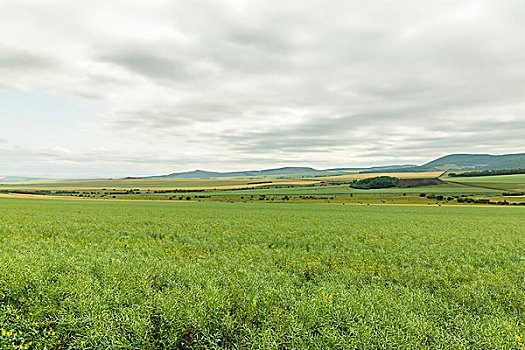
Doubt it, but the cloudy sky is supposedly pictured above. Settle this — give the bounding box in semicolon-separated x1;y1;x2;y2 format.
1;0;524;177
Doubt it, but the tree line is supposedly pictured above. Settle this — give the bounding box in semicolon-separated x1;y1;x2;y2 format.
448;169;525;177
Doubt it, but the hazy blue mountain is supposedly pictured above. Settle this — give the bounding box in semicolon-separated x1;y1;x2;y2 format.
5;154;524;181
146;167;325;179
0;176;59;182
142;154;525;179
330;164;416;172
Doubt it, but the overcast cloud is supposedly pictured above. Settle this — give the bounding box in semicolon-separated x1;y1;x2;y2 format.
1;0;524;176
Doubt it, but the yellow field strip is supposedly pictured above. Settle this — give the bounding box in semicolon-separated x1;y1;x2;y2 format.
0;180;322;191
309;172;444;181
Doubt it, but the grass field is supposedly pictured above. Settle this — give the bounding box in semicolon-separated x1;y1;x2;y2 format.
1;199;525;349
444;174;525;193
189;184;501;196
444;174;525;184
0;172;444;191
307;171;444;182
2;173;521;206
0;178;321;191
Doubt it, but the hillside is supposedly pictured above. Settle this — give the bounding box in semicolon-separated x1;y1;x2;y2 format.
141;154;525;179
4;154;525;181
147;167;325;179
387;153;525;172
145;165;416;179
484;154;525;170
0;176;61;182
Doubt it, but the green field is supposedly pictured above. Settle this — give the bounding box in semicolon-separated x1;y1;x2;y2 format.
1;175;512;206
0;172;442;191
3;171;524;208
0;178;283;190
444;174;525;194
190;184;501;196
446;174;525;184
1;199;525;349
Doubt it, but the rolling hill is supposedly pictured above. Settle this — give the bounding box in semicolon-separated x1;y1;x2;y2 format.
3;153;525;181
143;165;415;179
145;167;327;179
0;176;62;182
138;154;525;179
386;153;525;173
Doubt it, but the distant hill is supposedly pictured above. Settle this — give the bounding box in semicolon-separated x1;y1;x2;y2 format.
140;154;525;179
146;167;326;179
328;164;415;172
143;165;419;179
484;154;525;170
0;176;60;182
6;153;524;181
387;153;525;172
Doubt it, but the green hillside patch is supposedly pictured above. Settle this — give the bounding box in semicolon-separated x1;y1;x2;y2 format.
447;174;525;184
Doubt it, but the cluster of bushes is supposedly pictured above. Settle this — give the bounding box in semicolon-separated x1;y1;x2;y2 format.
154;189;204;193
350;176;399;189
418;193;525;206
423;194;454;201
0;189;53;195
455;197;525;206
297;195;334;200
449;169;525;177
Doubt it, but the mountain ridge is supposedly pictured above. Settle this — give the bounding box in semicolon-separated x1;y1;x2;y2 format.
145;153;525;179
382;153;525;173
3;153;525;181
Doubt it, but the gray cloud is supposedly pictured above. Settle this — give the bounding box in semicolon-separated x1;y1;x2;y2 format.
0;47;57;70
1;0;525;176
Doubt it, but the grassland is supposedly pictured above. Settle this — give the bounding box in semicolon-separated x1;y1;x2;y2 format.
444;174;525;194
0;178;320;191
2;171;521;207
0;172;444;191
189;184;499;196
306;171;443;182
1;199;524;349
444;174;525;184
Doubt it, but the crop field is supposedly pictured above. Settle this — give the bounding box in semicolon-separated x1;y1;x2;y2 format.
0;172;511;206
1;199;525;349
445;174;525;193
306;171;444;182
445;174;525;184
0;178;321;191
0;172;444;191
188;184;500;196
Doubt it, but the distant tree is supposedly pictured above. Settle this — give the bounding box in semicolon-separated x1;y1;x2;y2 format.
350;176;399;189
449;169;525;177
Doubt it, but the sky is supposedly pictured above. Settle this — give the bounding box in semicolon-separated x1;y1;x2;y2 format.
1;0;524;177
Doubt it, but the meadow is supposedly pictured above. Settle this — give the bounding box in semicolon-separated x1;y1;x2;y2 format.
0;171;514;206
0;178;318;191
0;172;443;191
445;174;525;184
1;199;525;349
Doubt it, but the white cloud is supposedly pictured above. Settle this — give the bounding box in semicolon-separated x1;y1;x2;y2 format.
0;0;524;176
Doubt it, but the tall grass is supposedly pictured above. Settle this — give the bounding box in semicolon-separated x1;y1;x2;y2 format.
1;199;524;349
